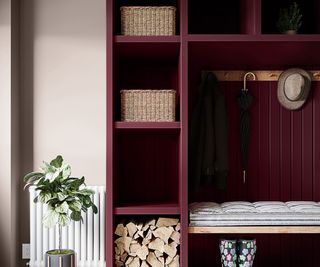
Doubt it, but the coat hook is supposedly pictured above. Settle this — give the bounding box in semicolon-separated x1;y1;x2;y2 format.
243;72;256;91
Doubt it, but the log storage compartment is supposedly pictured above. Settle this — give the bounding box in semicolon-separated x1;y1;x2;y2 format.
114;216;180;267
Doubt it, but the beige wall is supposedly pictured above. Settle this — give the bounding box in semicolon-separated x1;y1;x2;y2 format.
21;0;106;185
16;1;106;266
0;0;13;265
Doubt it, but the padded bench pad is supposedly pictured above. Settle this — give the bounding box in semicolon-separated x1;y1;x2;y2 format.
189;201;320;226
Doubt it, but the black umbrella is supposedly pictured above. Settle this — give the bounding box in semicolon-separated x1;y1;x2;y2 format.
237;72;256;183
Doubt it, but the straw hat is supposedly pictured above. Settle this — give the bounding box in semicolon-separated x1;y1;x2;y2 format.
277;68;312;110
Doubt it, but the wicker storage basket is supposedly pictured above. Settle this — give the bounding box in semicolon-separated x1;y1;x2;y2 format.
120;6;176;36
121;90;176;122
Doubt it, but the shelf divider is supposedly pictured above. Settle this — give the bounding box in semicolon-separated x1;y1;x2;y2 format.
114;121;180;129
115;203;180;215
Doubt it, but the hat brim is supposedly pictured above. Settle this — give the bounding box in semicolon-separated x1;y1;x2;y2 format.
277;68;312;110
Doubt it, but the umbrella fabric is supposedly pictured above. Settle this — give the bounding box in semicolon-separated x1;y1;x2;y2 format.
189;72;229;191
237;90;253;176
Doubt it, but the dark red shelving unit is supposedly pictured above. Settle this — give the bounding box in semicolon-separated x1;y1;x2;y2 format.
107;0;320;266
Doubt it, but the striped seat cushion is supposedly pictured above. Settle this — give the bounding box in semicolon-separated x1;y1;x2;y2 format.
189;201;320;226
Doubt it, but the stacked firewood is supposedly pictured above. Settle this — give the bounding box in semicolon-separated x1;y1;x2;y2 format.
114;217;180;267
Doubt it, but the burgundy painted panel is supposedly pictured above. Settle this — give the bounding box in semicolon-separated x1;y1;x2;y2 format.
313;82;320;201
280;106;292;201
302;98;313;200
269;85;281;200
189;81;320;203
114;132;179;206
188;80;320;267
258;82;270;200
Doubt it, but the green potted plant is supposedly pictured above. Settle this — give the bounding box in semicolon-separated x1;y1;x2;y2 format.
277;2;302;34
23;155;98;267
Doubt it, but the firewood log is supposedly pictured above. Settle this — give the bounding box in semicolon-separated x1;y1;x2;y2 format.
156;218;179;228
136;245;149;261
153;227;174;244
164;242;178;258
148;238;165;253
168;255;179;267
115;236;132;253
115;223;128;237
126;222;138;237
142;219;156;231
170;231;180;244
147;252;162;267
128;256;140;267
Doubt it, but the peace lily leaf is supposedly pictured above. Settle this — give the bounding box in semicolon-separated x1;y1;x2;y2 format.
55;201;69;214
68;177;85;189
41;161;55;173
39;192;51;203
50;155;63;168
61;164;71;179
58;214;70;227
43;209;59;228
23;172;44;183
92;204;98;214
79;189;95;196
33;196;39;203
70;211;82;221
45;171;59;181
57;192;67;201
69;201;82;212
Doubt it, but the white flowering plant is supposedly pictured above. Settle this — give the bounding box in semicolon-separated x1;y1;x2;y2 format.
23;155;98;252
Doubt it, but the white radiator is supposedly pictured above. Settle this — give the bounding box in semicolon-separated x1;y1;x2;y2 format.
29;186;106;267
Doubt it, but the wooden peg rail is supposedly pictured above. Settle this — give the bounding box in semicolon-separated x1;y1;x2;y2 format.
210;70;320;81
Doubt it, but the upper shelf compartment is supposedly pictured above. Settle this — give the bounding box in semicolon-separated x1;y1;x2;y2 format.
262;0;320;34
114;0;180;35
188;0;260;35
188;0;241;34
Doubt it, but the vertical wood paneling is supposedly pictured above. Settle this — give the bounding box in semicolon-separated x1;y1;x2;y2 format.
258;82;270;200
269;84;281;200
188;80;320;267
291;110;302;200
190;81;320;205
302;98;313;200
313;82;320;201
280;107;291;201
247;83;260;201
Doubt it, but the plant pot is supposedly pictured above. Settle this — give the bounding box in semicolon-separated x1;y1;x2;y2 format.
285;30;297;34
45;249;75;267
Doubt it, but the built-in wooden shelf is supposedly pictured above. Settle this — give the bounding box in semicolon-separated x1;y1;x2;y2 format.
114;203;180;215
114;35;181;43
114;121;181;130
189;226;320;234
187;34;320;42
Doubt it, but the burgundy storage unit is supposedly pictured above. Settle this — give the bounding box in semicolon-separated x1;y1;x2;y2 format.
107;0;320;266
